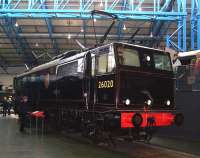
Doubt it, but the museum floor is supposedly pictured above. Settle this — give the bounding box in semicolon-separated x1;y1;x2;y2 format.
0;114;199;158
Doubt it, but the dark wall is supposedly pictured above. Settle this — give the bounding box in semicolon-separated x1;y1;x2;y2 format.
158;91;200;140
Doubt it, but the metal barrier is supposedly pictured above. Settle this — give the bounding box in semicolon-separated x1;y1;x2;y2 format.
29;111;45;135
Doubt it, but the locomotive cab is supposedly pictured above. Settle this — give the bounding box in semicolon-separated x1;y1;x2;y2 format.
90;42;181;130
91;43;175;109
114;43;181;129
114;43;174;110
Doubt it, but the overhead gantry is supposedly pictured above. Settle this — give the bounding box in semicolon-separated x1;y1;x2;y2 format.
0;0;188;56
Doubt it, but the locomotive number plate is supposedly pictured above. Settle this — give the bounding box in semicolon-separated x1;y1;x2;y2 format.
98;80;114;89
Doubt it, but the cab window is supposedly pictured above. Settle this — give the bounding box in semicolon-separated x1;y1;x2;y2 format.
153;54;172;71
57;60;84;78
117;47;140;67
96;48;115;75
57;61;78;77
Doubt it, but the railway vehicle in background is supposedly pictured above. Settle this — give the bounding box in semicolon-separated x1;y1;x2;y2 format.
176;50;200;91
14;42;183;142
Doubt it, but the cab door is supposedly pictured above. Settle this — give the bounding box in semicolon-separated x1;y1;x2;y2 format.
94;46;116;107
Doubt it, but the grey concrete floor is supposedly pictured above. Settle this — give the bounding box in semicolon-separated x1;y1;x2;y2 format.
0;115;132;158
151;135;200;156
0;115;200;158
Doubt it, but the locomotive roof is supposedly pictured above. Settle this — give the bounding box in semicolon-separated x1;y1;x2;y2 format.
16;43;112;78
16;58;60;78
178;50;200;58
16;51;88;78
115;42;166;53
16;42;167;78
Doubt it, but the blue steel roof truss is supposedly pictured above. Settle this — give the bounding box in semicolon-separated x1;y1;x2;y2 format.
81;0;87;46
191;0;200;50
0;0;186;20
0;17;36;65
165;0;187;51
0;19;19;52
0;0;188;55
117;0;127;41
40;0;59;54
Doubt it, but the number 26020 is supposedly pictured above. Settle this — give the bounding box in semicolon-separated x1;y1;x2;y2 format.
98;80;114;88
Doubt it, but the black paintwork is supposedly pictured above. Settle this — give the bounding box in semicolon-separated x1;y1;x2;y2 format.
14;42;176;130
118;70;174;109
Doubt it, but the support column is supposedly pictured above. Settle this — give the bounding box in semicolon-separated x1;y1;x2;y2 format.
191;0;195;50
166;34;170;48
177;0;187;52
182;0;187;51
197;0;200;49
177;0;182;50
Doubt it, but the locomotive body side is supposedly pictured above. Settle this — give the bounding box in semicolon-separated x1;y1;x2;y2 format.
14;42;183;140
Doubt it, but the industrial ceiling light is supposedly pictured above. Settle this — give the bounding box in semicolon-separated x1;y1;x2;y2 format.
35;43;39;47
150;32;153;37
81;28;84;32
99;0;103;7
94;18;97;22
138;7;142;11
68;33;71;39
15;22;19;27
123;24;126;30
24;64;30;70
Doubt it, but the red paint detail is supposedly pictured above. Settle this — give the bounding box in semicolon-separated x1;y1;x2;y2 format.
121;112;175;128
121;113;134;128
30;111;45;118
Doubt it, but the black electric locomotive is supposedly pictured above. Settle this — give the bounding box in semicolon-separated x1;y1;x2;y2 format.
14;42;183;141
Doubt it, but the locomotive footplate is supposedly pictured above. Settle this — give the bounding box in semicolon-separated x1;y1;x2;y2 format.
121;112;177;128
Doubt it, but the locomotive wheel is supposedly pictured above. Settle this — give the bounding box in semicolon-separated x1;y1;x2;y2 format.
84;124;102;144
83;123;116;146
144;132;152;144
81;123;91;137
144;116;155;143
81;123;88;137
132;127;141;141
93;130;116;147
131;127;153;143
45;110;62;132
